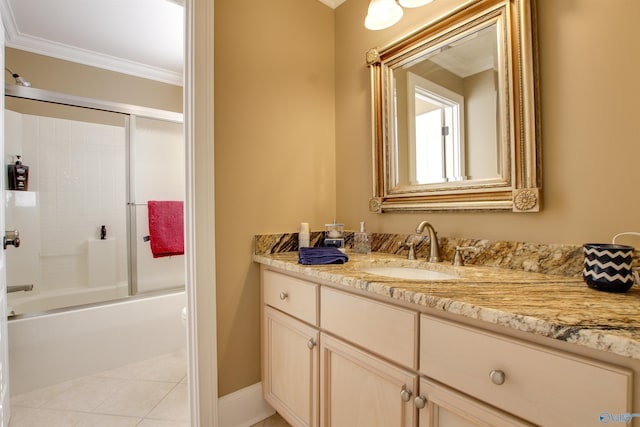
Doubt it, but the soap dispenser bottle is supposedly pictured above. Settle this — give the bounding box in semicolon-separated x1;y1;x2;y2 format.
8;155;29;191
353;221;371;255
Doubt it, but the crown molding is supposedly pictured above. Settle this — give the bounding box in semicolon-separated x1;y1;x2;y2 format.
5;33;183;86
0;0;183;86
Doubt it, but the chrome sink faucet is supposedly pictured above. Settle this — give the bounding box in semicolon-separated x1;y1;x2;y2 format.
415;221;440;263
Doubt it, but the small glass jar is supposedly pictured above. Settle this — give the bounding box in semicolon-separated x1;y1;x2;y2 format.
324;221;344;248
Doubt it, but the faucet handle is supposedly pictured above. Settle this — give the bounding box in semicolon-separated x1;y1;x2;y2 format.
452;246;477;266
398;240;417;260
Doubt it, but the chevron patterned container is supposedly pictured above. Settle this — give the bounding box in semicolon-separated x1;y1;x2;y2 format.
583;243;635;293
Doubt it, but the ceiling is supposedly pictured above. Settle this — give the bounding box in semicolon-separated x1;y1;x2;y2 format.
319;0;347;7
0;0;347;87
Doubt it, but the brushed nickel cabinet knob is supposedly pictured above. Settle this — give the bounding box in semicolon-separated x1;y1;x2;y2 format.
490;369;506;385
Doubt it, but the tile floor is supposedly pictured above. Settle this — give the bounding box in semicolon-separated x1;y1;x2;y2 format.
9;350;189;427
9;349;292;427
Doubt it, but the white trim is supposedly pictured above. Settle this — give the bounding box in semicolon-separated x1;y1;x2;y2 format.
184;0;202;425
0;14;9;427
5;35;183;86
187;0;218;425
218;383;275;427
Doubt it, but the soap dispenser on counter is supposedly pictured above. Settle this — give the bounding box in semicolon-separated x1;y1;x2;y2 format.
8;155;29;191
353;221;371;255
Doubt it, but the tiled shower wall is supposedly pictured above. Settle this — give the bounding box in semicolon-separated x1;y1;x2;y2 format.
5;110;127;291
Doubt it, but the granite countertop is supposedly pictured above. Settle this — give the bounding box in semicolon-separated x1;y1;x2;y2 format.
253;251;640;360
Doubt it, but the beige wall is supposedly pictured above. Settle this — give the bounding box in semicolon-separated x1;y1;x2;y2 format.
13;0;637;401
215;0;640;397
5;48;182;112
335;0;640;245
214;0;335;396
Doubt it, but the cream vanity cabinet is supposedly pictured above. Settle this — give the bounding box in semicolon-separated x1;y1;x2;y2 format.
414;377;533;427
261;266;633;427
262;269;320;427
319;287;418;426
419;315;632;426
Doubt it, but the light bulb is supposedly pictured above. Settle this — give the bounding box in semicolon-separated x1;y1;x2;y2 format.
364;0;403;30
399;0;434;7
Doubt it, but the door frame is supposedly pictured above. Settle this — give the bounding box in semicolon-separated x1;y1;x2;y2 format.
0;0;219;424
185;0;219;425
0;15;8;427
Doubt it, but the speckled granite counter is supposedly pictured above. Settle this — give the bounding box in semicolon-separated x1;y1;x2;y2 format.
253;250;640;360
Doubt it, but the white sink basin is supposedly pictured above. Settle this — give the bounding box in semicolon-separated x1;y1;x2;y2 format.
360;266;457;281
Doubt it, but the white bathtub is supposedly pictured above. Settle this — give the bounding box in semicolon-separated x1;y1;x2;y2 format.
7;283;130;316
8;291;187;395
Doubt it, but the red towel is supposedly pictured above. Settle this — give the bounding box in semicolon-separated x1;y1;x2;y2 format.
148;201;184;258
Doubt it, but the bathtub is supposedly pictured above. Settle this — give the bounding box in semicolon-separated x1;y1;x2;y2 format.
7;282;130;317
8;290;187;395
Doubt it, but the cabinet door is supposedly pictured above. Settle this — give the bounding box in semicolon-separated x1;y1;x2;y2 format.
415;378;533;427
320;333;417;427
264;306;319;427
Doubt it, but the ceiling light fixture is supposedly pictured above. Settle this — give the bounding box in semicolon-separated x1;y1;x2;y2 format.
365;0;403;30
398;0;433;7
365;0;434;31
5;68;31;87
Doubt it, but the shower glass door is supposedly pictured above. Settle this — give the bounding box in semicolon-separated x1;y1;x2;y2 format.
5;98;129;314
130;116;185;294
4;95;185;317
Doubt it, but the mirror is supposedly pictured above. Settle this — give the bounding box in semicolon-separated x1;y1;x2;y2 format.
367;0;540;212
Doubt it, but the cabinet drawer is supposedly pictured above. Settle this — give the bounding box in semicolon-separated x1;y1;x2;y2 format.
321;287;417;368
419;315;632;426
263;269;318;325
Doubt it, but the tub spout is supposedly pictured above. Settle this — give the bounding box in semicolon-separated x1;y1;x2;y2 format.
8;284;33;293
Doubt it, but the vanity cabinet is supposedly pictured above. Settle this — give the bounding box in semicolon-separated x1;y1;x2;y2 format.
320;333;417;427
420;315;632;426
260;265;634;427
262;270;319;427
320;286;417;369
415;377;533;427
319;286;418;426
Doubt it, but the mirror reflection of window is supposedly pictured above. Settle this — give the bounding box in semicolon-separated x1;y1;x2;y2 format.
415;106;444;184
409;74;466;185
391;22;501;190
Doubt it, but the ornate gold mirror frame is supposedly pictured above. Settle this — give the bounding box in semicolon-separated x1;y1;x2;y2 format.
367;0;540;213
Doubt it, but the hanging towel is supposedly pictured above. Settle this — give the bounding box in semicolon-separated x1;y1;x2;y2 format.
298;247;348;265
148;200;184;258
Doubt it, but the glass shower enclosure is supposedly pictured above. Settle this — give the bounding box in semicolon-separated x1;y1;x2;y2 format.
4;86;184;317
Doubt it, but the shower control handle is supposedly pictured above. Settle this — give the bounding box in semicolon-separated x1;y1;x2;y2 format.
3;230;20;249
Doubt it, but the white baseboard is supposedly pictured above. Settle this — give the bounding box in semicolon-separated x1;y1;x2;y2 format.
218;382;275;427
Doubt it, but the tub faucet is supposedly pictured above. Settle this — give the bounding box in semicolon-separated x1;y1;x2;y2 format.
7;284;33;293
415;221;440;263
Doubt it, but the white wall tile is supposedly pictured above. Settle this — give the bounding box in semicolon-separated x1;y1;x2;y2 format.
6;111;184;300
